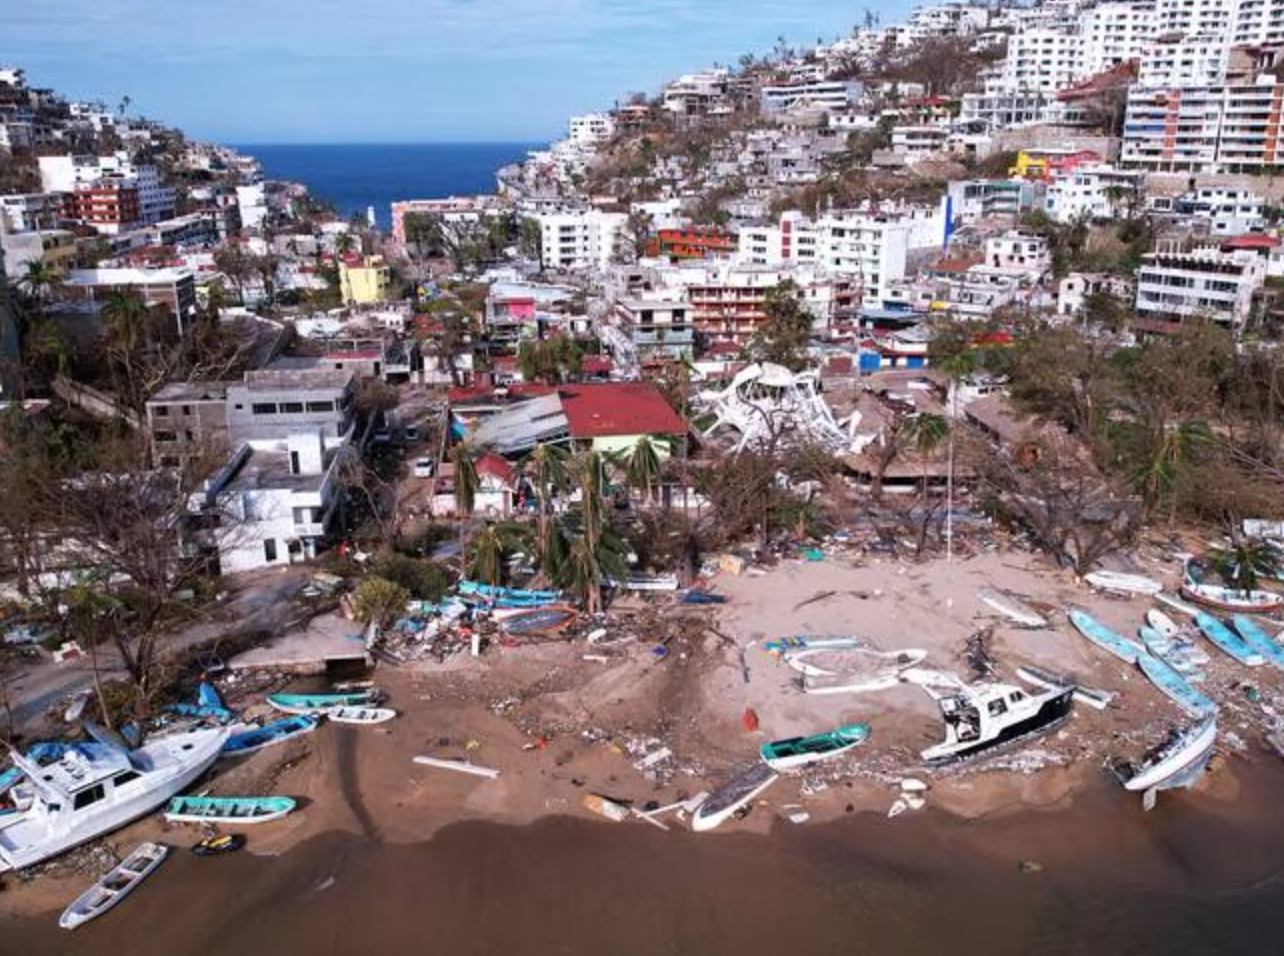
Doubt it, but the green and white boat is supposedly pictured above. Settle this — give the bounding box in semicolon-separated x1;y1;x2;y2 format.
266;692;373;715
759;724;870;771
164;795;297;825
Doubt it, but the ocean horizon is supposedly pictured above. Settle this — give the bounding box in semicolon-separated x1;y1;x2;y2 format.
237;142;543;229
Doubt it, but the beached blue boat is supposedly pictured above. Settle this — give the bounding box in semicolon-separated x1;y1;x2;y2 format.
1068;609;1142;664
763;635;865;656
164;794;296;824
457;580;561;601
498;605;578;636
222;715;319;757
1136;651;1217;718
266;692;373;715
1195;612;1266;667
1231;615;1284;670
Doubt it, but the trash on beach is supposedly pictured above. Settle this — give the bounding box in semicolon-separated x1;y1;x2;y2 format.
1018;860;1044;874
412;755;501;779
780;804;811;824
634;747;673;771
582;793;631;822
718;553;746;576
741;708;760;733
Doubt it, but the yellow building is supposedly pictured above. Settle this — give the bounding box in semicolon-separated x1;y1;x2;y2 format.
1007;151;1048;180
338;255;390;304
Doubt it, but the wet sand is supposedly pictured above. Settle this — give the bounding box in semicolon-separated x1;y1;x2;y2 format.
6;759;1284;956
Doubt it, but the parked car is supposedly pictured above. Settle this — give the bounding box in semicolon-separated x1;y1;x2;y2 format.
413;458;436;478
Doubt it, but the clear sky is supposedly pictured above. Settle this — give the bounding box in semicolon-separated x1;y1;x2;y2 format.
4;0;900;144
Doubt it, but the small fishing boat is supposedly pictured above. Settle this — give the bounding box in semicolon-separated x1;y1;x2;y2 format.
1068;609;1142;664
1113;715;1218;793
759;724;870;771
266;692;373;715
764;635;865;656
581;793;631;822
325;706;397;725
1084;571;1163;596
1182;581;1284;614
192;833;246;856
166;701;235;723
1231;615;1284;670
1139;628;1205;678
608;574;680;592
921;680;1074;765
1194;612;1266;667
59;841;169;930
457;580;561;601
1138;625;1173;656
221;715;319;757
801;649;929;695
788;646;927;678
1146;609;1182;639
1015;665;1115;711
164;795;296;825
691;764;779;832
1136;652;1217;718
497;605;578;636
976;588;1048;628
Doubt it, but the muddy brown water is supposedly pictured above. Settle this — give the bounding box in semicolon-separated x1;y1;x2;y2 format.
5;763;1284;956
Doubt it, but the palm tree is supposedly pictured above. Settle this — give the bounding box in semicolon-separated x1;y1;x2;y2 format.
469;521;529;590
102;290;151;411
1206;537;1281;594
904;413;949;499
614;434;669;508
18;260;63;302
452;442;479;573
550;515;629;616
521;442;569;579
1132;420;1213;519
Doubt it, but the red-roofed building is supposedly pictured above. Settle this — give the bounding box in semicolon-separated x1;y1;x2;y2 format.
560;382;687;451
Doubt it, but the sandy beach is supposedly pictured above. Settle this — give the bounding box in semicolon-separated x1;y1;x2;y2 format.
3;544;1284;950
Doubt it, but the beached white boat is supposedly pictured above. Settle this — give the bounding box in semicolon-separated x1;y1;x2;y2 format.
0;727;227;873
1146;609;1181;640
1113;715;1218;793
58;841;169;930
788;646;927;679
691;764;779;832
1015;665;1116;711
326;706;397;725
1181;581;1284;614
976;588;1048;628
1084;571;1163;596
921;680;1074;764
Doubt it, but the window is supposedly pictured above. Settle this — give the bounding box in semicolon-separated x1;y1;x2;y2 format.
280;402;304;414
289;450;300;475
73;784;106;809
185;431;194;441
113;770;140;787
155;406;170;417
264;539;278;562
251;403;277;415
181;405;191;415
154;431;177;442
306;401;334;413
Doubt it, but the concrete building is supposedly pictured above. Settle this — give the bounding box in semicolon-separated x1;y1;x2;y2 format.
235;184;269;231
535;210;626;271
38;155;174;230
1058;272;1137;317
338;255;390;304
64;266;198;334
947;179;1043;223
145;381;233;467
996;27;1084;94
984;231;1052;275
1170;185;1266;234
1121;80;1284;172
225;368;356;449
760;80;860;114
1137;34;1230;88
612;298;695;362
0;192;65;232
891;125;951;159
1043;164;1147;222
662;69;732;118
568;113;616;145
1134;245;1267;328
1080;1;1156;76
0;229;77;279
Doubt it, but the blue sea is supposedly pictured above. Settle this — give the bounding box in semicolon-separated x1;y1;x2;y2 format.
237;143;540;230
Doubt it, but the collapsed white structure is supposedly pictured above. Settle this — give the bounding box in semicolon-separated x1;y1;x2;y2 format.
696;362;875;454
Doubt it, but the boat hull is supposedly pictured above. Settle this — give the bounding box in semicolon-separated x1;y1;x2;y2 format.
1068;609;1142;664
1194;613;1266;667
1119;717;1218;792
691;765;779;832
1182;584;1284;614
1136;652;1216;718
59;841;169;930
760;725;870;771
164;795;296;825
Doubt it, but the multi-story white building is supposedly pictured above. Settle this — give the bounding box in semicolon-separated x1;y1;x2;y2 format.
1233;0;1284;45
662;69;732;118
891;124;951;159
1154;0;1233;38
1080;1;1157;76
760;80;860;114
535;210;627;271
906;2;989;39
236;183;269;231
0;192;65;232
960;91;1053;129
568;113;616;145
1135;245;1266;327
38;153;175;227
984;231;1052;276
947;179;1044;223
1043;164;1147;222
1167;185;1266;234
0;66;26;88
1121;80;1284;171
1138;34;1230;88
995;27;1084;94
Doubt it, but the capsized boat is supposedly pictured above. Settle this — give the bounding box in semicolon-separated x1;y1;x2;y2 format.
497;605;577;636
1113;714;1218;793
1194;612;1266;667
164;794;296;825
691;764;779;832
326;706;397;725
921;680;1074;765
1139;627;1205;678
1083;570;1163;596
0;727;227;873
976;588;1048;628
59;841;169;930
1146;609;1181;639
1068;609;1142;664
1231;615;1284;670
1135;651;1217;719
759;724;870;772
221;715;319;758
